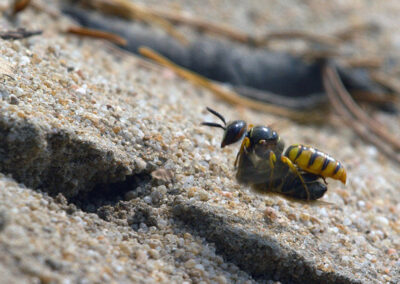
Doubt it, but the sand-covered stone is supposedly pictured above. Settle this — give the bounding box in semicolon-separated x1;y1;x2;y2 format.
0;0;399;283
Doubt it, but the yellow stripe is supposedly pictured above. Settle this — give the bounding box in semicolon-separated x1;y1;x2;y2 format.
333;166;347;184
321;159;337;177
288;146;299;161
309;155;325;172
296;148;312;169
287;144;346;184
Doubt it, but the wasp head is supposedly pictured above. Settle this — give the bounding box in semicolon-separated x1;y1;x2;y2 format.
202;107;247;148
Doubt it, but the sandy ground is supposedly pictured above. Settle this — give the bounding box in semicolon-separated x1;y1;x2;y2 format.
0;0;399;283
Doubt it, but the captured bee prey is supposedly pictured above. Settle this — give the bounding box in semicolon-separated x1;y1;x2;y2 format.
202;107;346;201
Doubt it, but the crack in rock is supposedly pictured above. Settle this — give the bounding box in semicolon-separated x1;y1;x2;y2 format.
172;199;362;284
0;116;133;198
68;173;151;214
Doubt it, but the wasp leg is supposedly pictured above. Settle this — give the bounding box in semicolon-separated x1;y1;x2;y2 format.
268;151;277;190
234;137;250;168
322;177;328;185
281;156;310;200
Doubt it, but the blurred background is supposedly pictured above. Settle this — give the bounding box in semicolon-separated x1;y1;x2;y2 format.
54;0;400;164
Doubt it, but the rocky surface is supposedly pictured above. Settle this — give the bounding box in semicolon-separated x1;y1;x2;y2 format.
0;0;399;283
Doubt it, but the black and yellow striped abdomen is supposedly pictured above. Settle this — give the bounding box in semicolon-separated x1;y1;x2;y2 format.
284;144;346;184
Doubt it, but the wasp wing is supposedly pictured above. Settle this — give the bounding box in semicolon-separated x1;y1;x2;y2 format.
235;150;327;200
235;150;297;184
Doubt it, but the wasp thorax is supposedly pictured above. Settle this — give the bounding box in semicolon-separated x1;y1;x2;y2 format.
249;126;278;144
249;126;281;158
221;120;247;148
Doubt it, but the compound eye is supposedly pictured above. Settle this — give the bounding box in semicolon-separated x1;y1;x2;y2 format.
221;120;247;147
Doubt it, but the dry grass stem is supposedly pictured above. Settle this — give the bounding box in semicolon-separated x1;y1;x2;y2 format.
12;0;30;15
139;46;323;122
326;66;400;151
82;0;188;45
67;26;127;46
323;65;400;164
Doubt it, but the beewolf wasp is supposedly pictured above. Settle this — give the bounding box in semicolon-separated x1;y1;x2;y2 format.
202;107;346;200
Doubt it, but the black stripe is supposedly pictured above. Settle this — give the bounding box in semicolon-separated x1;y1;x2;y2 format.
333;162;341;174
294;145;303;162
321;157;330;171
308;150;318;167
284;145;292;157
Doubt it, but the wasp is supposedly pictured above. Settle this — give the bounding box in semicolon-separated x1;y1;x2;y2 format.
202;107;346;200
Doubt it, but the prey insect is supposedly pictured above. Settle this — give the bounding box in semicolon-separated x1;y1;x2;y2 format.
202;107;346;200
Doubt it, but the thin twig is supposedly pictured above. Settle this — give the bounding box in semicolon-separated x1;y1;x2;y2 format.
0;28;42;40
66;26;127;46
12;0;30;15
324;71;399;163
82;0;342;48
81;0;189;45
301;50;341;60
30;0;61;18
334;22;380;41
370;71;400;95
101;41;163;72
233;85;327;110
139;46;323;122
351;91;397;105
146;6;252;44
143;7;340;47
259;30;340;46
83;0;383;53
342;56;383;69
326;65;400;151
323;65;400;164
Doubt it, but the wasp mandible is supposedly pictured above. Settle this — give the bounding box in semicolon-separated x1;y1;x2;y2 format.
202;107;346;200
